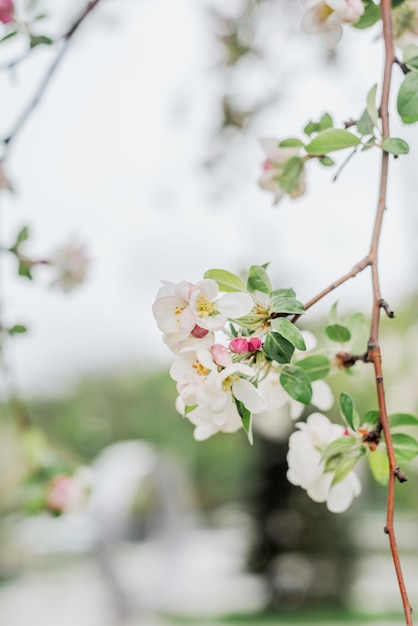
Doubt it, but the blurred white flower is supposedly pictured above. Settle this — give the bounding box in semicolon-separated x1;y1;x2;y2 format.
46;466;95;514
50;242;89;292
258;138;306;205
300;0;364;48
287;413;361;513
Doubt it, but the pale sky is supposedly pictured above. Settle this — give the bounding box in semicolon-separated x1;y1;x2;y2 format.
0;0;417;395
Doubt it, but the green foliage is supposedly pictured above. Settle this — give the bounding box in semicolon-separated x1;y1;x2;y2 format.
296;355;331;381
264;332;295;364
397;71;418;124
326;324;351;343
270;317;306;350
381;137;409;155
247;264;272;294
270;289;304;314
340;393;361;431
353;0;381;29
305;129;361;155
235;398;253;444
204;268;245;292
278;157;304;193
280;365;312;404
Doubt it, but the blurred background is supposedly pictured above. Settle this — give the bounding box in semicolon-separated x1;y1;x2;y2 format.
0;0;418;624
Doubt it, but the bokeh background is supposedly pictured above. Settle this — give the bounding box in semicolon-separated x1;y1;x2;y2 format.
0;0;418;624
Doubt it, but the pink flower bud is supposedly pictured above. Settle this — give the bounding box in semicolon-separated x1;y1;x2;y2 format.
229;337;250;354
248;337;262;352
0;0;14;24
211;343;232;367
191;325;209;339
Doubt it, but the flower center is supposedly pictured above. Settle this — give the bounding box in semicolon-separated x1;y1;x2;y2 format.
195;295;217;318
222;375;238;392
192;359;210;377
319;3;333;21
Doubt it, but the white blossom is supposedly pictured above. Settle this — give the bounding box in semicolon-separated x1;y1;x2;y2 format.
300;0;364;48
287;412;361;512
50;242;89;292
258;138;305;205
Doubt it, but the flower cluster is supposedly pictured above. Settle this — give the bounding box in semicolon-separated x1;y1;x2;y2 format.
153;265;335;444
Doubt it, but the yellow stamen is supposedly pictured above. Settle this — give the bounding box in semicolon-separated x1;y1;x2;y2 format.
192;360;210;377
319;3;333;21
195;295;217;318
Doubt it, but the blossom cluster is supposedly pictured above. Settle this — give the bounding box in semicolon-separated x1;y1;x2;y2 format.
152;267;364;512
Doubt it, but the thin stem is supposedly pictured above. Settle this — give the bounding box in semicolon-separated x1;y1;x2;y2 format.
2;0;103;154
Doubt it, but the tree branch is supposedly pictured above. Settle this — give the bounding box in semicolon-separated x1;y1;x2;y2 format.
2;0;103;154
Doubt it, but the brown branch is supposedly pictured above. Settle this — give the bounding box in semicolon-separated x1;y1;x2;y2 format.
366;1;413;623
291;256;370;323
2;0;103;153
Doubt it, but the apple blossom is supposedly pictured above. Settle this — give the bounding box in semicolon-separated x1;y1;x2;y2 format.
50;242;89;292
153;278;254;354
286;413;361;512
46;466;94;514
0;0;14;24
230;336;262;354
258;138;306;205
300;0;364;48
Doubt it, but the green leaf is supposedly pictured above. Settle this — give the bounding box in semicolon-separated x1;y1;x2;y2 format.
392;0;409;6
270;294;304;315
329;301;339;325
318;113;334;131
280;365;312;405
8;324;28;335
364;410;380;426
271;288;296;298
332;456;358;486
0;30;18;43
305;129;361;155
356;109;375;136
247;264;272;294
264;332;295;364
322;436;357;461
18;260;33;280
403;44;418;70
10;226;30;253
270;318;306;350
297;355;330;381
397;71;418;124
278;138;304;147
345;312;368;354
391;433;418;462
278;157;304;193
389;413;418;428
382;137;409;155
366;83;379;127
304;120;318;136
29;34;54;48
368;448;389;485
184;404;197;416
204;269;245;292
235;398;253;444
340;392;360;430
326;324;351;343
353;0;381;29
319;156;335;166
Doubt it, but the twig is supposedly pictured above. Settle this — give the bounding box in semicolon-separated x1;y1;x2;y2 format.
2;0;103;154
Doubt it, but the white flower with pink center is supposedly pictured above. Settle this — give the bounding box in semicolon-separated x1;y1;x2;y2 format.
258;138;305;205
286;413;361;513
301;0;364;48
